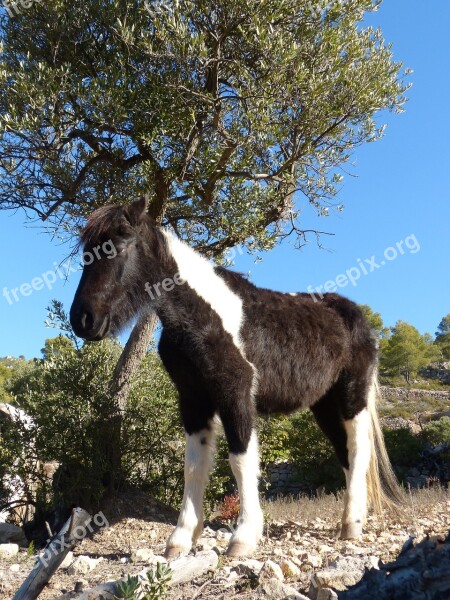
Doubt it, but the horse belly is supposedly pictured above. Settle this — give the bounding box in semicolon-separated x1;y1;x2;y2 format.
243;318;350;415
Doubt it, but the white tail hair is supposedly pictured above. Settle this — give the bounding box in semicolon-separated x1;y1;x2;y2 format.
367;371;404;514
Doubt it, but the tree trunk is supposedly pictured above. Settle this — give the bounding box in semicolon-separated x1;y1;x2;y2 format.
109;311;159;411
101;177;169;498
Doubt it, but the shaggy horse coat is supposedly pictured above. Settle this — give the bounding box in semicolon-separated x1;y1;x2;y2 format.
70;198;401;558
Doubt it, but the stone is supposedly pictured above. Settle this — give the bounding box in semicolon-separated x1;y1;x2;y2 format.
132;548;155;563
340;542;367;555
233;559;264;577
68;555;103;575
0;523;28;546
74;579;89;592
259;559;285;582
0;543;19;559
216;528;232;544
280;558;301;578
60;551;74;569
257;577;309;599
316;588;339;600
9;563;20;572
303;553;322;569
198;537;216;551
311;569;362;592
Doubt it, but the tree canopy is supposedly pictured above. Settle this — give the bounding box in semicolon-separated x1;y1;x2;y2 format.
380;321;441;384
435;314;450;359
0;0;409;255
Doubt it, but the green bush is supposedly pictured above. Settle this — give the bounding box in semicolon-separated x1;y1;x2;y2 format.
422;417;450;447
383;428;422;467
288;411;344;493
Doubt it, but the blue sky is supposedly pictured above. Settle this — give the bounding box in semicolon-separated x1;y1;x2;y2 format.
1;0;449;359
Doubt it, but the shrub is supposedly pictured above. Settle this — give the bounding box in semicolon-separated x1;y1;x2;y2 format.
383;428;422;468
288;411;344;492
218;491;240;523
422;417;450;448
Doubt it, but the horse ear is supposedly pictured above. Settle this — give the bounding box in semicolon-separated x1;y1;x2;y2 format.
125;197;149;226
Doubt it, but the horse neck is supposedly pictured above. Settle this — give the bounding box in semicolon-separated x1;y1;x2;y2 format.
154;230;244;346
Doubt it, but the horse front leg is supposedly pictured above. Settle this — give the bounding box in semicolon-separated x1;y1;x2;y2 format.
165;421;216;558
218;359;264;557
227;429;264;557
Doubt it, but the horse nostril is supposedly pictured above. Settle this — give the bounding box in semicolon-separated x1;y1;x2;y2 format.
81;311;93;332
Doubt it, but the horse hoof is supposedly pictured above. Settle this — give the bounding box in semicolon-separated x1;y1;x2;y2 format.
226;542;255;558
340;522;363;539
165;546;189;560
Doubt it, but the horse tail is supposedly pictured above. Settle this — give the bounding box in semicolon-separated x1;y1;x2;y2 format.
367;370;404;514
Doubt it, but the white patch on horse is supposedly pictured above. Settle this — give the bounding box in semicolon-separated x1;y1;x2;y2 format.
163;232;244;351
228;430;264;550
343;407;371;531
166;425;216;553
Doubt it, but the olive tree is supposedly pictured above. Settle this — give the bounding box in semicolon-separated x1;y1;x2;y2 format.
0;0;408;489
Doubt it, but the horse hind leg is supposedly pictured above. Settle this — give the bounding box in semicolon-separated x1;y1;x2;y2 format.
341;407;371;539
311;383;371;540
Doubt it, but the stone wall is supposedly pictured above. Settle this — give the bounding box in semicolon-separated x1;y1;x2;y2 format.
380;386;449;402
264;460;307;498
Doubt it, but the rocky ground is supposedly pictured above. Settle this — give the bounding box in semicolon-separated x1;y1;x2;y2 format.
1;487;449;600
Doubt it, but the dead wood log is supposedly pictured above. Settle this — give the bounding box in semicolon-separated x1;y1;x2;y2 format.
339;532;450;599
57;550;219;599
12;507;92;600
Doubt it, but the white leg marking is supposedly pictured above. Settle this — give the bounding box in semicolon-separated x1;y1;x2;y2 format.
228;430;264;553
342;408;371;535
166;425;216;555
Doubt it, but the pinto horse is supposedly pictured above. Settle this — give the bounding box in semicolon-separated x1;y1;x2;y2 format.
70;198;401;558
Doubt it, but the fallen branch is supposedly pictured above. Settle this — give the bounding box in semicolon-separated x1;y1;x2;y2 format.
57;550;219;599
13;507;92;600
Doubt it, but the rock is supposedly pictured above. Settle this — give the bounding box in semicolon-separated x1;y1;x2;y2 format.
216;529;232;544
74;579;89;592
338;533;450;599
203;526;216;537
303;553;322;569
68;555;103;575
233;559;264;577
258;577;309;599
315;588;339;600
280;558;301;578
311;569;362;592
259;559;285;582
9;563;20;572
198;537;216;551
329;554;375;573
132;548;155;563
0;543;19;559
340;542;368;555
0;523;28;546
60;551;74;569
